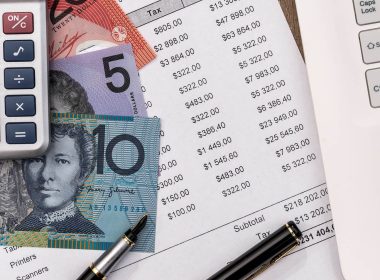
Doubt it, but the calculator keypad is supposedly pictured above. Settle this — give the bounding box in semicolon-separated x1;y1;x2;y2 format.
2;11;37;145
0;1;49;158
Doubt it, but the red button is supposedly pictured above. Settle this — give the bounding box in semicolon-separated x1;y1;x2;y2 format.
3;12;34;34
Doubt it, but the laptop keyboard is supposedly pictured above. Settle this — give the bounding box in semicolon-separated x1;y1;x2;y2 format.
354;0;380;107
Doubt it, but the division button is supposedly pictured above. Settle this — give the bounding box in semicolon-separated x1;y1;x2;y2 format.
4;40;34;62
6;123;36;144
5;95;36;117
3;12;33;34
4;68;35;89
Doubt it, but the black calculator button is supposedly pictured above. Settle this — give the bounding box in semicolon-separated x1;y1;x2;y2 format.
6;123;36;144
4;68;35;89
4;40;34;62
5;95;35;117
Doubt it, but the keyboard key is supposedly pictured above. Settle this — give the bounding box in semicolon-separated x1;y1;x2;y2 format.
4;68;35;89
3;12;33;34
353;0;380;25
366;68;380;107
359;28;380;64
5;95;36;117
6;123;36;144
4;40;34;62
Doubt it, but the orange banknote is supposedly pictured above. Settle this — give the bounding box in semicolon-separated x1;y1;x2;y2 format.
47;0;155;68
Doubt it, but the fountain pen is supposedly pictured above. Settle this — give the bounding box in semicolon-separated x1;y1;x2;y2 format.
207;221;302;280
77;214;148;280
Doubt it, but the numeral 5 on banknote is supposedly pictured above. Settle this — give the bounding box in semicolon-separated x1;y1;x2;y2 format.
50;44;147;117
48;0;155;68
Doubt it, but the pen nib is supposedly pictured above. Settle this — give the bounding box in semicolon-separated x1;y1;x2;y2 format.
131;214;148;236
124;214;148;242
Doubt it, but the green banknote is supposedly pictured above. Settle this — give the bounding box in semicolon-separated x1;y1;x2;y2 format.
0;113;160;252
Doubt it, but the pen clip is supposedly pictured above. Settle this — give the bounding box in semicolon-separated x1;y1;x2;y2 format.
245;243;299;280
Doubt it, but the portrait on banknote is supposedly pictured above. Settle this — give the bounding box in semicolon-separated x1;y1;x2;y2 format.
15;123;104;235
0;70;96;234
49;70;95;114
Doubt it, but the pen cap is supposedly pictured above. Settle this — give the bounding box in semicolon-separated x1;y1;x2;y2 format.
207;221;302;280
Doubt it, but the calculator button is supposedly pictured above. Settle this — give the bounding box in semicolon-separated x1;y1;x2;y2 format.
366;68;380;107
6;123;36;144
353;0;380;25
5;95;36;117
4;68;35;89
3;12;33;34
4;40;34;62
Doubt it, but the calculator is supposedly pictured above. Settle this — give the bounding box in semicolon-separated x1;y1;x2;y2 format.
0;0;49;159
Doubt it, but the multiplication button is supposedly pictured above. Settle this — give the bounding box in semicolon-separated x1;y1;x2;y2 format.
5;95;36;117
4;40;34;62
6;123;36;144
4;68;35;89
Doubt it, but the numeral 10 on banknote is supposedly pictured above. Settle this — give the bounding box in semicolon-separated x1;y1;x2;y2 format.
93;124;145;176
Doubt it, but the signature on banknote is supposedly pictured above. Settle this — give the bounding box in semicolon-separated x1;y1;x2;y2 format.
86;186;136;197
49;32;87;59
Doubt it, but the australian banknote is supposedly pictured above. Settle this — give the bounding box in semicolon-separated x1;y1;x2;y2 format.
0;113;160;252
50;44;147;117
0;44;147;241
47;0;155;68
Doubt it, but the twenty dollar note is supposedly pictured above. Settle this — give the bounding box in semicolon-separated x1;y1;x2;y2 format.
48;0;155;68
